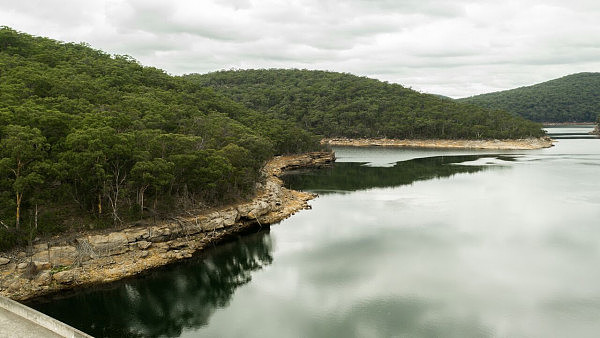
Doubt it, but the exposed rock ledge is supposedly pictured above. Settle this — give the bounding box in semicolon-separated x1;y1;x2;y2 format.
322;137;554;150
0;152;335;301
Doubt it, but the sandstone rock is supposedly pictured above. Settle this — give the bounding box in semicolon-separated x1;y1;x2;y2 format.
33;261;51;271
148;235;168;243
237;203;253;217
108;233;128;248
180;219;203;235
32;250;49;262
8;279;26;292
87;233;128;256
247;201;270;219
0;257;9;266
49;246;78;266
34;271;51;285
210;217;225;229
53;270;75;284
140;250;149;258
17;252;26;258
32;243;48;253
148;226;174;242
222;209;238;227
123;228;149;242
168;225;182;236
17;263;28;270
137;241;152;250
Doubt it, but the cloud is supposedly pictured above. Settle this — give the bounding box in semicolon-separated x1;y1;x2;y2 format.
0;0;599;97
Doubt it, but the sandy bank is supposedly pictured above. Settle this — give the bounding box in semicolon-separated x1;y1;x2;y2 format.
0;152;335;301
321;137;554;150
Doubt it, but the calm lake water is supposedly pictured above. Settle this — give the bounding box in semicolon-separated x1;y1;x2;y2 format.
30;126;600;337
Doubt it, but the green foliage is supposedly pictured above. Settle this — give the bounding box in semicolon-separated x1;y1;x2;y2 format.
185;69;544;140
459;73;600;122
0;125;49;230
0;27;319;249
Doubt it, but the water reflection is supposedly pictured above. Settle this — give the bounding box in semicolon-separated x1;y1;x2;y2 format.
308;297;491;338
28;135;600;338
545;125;598;139
282;155;507;193
28;231;273;337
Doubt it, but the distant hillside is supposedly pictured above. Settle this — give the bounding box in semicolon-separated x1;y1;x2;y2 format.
459;73;600;122
432;94;454;101
185;69;544;140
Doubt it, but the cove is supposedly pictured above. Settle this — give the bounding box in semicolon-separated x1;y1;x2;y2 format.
29;126;600;337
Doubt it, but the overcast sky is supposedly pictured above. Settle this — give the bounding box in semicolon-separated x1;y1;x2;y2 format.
1;0;599;98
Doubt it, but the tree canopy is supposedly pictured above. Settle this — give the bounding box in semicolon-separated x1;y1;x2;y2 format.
458;73;600;123
185;69;544;140
0;27;317;248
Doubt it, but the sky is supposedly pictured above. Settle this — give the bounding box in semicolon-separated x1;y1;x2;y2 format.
1;0;599;98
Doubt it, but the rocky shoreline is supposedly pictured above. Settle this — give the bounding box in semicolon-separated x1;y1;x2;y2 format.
0;152;335;301
321;137;554;150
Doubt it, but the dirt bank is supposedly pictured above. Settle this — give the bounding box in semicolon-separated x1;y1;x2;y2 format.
321;137;554;150
0;152;335;301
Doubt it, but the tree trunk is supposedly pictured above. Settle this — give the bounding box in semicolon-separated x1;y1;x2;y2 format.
153;192;158;224
108;166;126;225
139;185;148;219
15;192;23;230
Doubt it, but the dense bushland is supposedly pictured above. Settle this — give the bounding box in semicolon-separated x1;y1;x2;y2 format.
0;27;318;249
459;73;600;122
187;69;544;139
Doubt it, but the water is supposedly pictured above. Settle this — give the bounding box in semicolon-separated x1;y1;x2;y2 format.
29;126;600;337
545;124;598;139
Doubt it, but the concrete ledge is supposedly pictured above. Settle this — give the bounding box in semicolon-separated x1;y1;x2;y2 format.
0;295;91;338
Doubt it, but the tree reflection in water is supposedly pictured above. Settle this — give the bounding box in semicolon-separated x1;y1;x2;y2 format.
28;230;273;337
282;155;508;193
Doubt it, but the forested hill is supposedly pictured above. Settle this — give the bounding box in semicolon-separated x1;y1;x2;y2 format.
0;27;546;249
458;73;600;122
185;69;544;140
0;27;318;248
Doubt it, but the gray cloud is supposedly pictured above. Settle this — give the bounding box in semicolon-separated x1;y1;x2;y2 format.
0;0;599;97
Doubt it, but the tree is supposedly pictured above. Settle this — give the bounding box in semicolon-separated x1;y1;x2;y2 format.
130;158;174;217
0;125;48;230
61;126;137;224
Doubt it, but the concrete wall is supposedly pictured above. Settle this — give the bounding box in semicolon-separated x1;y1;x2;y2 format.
0;295;91;338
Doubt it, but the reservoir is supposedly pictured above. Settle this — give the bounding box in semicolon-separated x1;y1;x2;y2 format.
29;126;600;337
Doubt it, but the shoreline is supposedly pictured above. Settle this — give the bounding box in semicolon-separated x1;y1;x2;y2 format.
0;152;335;301
542;122;596;126
321;137;554;150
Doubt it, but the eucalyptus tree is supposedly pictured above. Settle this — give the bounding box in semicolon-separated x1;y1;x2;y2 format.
0;125;48;230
